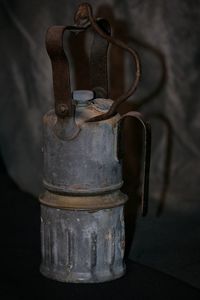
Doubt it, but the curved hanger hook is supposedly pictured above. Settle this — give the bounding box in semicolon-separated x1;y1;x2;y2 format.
74;3;141;122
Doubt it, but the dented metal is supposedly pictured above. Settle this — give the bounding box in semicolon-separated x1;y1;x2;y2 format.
40;205;126;283
43;98;123;195
39;2;151;283
40;190;127;210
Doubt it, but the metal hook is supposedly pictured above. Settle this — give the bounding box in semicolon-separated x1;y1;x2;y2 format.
74;3;141;122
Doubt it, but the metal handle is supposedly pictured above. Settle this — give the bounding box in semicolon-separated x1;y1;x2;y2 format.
46;26;73;118
46;16;111;119
74;3;141;122
46;3;141;121
119;111;151;216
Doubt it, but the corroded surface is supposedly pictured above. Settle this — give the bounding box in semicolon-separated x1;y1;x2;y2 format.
40;204;126;283
39;190;127;209
43;99;123;195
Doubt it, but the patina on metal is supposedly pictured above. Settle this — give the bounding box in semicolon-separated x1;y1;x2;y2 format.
40;190;127;210
39;2;151;283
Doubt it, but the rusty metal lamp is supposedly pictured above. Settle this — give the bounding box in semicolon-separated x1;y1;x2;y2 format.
39;3;151;283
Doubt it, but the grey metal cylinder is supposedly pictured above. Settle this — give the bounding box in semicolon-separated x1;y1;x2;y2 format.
40;9;149;283
40;91;128;283
40;202;126;283
43;97;122;195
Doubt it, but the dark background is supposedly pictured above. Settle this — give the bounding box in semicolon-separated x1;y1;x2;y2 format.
1;157;200;299
0;0;200;294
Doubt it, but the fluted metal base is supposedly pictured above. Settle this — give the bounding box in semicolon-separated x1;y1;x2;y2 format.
40;204;126;283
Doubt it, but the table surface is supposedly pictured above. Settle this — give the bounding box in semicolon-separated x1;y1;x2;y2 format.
0;161;200;300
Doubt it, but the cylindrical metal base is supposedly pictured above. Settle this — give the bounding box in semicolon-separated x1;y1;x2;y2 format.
40;204;126;283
